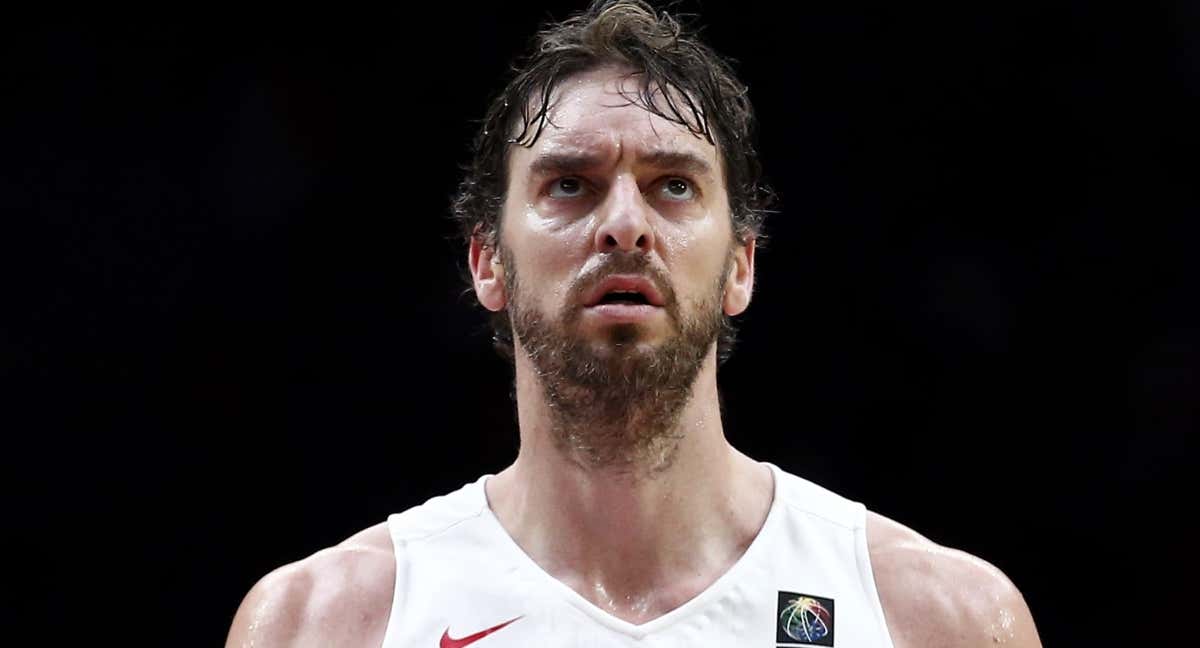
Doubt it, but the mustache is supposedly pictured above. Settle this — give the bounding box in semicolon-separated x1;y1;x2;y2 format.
569;253;676;309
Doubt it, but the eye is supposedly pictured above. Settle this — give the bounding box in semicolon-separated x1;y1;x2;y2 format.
548;176;587;199
659;177;695;201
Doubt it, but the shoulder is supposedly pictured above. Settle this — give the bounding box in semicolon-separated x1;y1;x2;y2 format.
225;522;396;648
865;512;1042;648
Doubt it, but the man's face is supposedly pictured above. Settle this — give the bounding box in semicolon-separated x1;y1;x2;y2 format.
470;66;754;469
496;66;749;359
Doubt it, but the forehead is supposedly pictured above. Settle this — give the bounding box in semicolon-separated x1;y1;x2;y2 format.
508;66;720;174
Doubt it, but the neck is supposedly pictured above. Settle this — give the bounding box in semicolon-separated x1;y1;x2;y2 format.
485;348;774;623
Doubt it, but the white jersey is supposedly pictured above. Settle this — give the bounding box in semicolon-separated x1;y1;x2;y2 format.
379;463;895;647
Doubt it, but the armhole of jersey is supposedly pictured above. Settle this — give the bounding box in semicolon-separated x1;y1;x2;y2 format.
854;503;897;648
377;514;407;648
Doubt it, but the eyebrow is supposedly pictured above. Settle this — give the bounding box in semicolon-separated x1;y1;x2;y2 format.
640;150;715;179
528;151;608;178
526;148;716;180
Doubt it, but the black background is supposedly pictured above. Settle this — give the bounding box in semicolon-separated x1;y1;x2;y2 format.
3;2;1195;645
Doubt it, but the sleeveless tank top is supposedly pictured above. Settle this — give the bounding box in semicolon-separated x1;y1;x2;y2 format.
380;463;895;647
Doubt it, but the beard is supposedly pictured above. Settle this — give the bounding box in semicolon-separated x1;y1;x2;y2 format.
504;249;730;476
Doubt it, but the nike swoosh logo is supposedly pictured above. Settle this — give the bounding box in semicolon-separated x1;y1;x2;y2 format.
439;616;522;648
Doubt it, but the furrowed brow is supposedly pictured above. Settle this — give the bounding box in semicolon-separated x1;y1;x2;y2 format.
525;149;716;180
640;150;715;179
527;151;606;178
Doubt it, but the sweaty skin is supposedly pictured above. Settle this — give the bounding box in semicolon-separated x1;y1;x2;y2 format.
225;67;1042;648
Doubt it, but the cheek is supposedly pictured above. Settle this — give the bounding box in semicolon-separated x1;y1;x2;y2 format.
659;215;731;299
505;211;591;307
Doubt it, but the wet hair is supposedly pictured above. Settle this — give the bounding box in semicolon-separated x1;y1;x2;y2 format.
451;0;774;362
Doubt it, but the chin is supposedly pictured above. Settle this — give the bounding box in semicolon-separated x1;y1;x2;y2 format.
606;322;645;345
593;322;673;349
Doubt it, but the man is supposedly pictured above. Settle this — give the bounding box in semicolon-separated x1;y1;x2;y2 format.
227;1;1042;646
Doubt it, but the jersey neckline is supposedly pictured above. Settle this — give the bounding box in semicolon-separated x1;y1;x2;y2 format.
469;461;784;639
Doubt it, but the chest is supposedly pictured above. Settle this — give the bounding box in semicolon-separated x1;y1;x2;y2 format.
382;554;893;647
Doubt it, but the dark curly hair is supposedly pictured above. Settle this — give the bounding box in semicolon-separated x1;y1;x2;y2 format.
451;0;774;362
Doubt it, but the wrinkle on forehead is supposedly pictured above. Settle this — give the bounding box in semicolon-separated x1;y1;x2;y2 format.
527;139;718;188
518;68;719;171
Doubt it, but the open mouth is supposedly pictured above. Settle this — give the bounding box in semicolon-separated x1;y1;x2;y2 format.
595;290;652;306
583;275;666;309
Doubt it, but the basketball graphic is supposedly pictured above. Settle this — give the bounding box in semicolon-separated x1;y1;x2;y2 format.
776;591;835;646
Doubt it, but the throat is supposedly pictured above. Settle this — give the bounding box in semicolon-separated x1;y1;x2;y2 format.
486;431;777;627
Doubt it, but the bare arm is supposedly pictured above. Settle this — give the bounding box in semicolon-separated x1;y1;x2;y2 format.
225;523;396;648
867;513;1042;648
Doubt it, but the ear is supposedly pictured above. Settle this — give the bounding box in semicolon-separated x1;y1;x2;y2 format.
469;234;507;312
723;237;755;316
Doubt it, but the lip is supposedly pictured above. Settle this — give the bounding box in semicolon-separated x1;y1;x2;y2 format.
582;275;667;308
583;303;662;323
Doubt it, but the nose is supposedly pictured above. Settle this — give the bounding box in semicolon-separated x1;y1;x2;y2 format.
593;175;655;254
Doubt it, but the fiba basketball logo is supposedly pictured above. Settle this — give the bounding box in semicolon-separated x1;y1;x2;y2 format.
776;591;835;646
